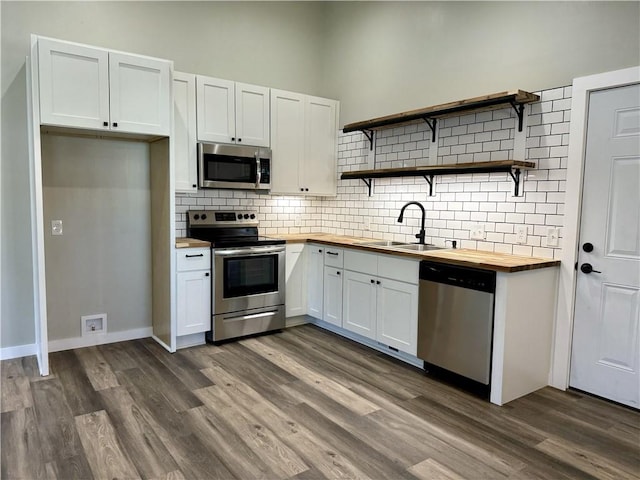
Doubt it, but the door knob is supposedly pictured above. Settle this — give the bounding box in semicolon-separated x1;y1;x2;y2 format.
582;242;594;253
580;263;601;274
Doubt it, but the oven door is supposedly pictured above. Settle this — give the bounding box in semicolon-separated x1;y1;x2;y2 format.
213;245;285;314
198;143;271;190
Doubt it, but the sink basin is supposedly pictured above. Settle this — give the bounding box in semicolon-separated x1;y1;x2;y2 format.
393;243;442;251
361;240;407;247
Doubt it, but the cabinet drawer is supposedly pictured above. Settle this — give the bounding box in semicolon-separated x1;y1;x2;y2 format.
176;248;211;271
377;254;419;284
324;247;343;268
344;249;377;276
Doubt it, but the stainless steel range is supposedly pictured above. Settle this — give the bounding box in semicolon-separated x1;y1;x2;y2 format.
187;210;285;342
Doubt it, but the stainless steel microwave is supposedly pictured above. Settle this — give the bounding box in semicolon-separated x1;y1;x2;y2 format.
198;143;271;190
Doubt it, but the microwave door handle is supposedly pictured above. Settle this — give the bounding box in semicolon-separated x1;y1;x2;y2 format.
255;153;261;188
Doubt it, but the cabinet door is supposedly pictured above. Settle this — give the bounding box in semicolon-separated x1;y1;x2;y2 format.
285;244;307;318
270;89;305;194
323;267;343;327
197;76;235;143
377;278;418;355
109;52;171;135
173;72;197;193
342;270;376;340
38;38;110;130
307;245;324;319
176;270;211;336
304;96;338;196
236;83;270;147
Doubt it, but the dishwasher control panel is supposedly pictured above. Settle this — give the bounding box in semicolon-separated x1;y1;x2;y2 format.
419;261;496;293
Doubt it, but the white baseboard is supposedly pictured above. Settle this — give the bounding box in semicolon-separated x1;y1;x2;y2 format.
310;318;424;369
0;343;37;360
48;327;153;353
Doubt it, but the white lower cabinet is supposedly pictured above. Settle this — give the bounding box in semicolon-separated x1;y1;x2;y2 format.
285;244;307;318
342;270;377;338
323;266;343;326
376;277;418;355
176;248;211;336
343;249;419;355
307;244;325;318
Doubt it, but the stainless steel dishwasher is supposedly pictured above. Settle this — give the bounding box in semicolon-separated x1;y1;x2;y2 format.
417;261;496;397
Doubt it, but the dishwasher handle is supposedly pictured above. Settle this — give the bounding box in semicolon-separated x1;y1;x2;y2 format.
419;261;496;293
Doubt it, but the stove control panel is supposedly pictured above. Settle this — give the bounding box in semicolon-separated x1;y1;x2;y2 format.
188;210;258;227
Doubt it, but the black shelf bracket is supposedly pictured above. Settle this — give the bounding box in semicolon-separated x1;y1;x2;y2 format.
508;168;522;196
423;118;437;142
361;178;373;196
423;175;435;196
509;102;525;132
362;130;375;151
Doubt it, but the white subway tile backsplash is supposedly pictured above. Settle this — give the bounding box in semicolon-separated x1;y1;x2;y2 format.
175;86;570;260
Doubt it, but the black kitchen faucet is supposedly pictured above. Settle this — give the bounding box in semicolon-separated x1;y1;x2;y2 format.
397;201;426;244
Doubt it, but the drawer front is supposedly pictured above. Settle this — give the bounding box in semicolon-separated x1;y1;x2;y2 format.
324;247;344;268
377;254;419;284
176;247;211;271
344;249;377;276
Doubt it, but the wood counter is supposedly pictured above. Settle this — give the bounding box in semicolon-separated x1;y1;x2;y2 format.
271;233;559;273
175;237;211;249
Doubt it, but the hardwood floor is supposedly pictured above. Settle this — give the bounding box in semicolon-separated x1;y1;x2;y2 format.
1;324;638;479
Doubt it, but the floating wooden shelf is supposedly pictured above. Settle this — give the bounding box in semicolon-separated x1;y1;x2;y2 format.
341;160;536;197
343;90;540;145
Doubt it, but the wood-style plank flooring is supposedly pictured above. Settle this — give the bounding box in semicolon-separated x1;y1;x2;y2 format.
2;324;639;479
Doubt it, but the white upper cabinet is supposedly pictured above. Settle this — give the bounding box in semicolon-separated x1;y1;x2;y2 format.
38;38;110;130
196;76;235;143
270;89;305;194
173;72;198;193
37;37;171;136
196;76;269;147
270;89;339;196
235;82;270;147
304;96;339;196
108;52;171;135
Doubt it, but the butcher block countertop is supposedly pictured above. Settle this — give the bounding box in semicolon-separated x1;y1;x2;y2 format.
272;233;560;273
175;237;211;249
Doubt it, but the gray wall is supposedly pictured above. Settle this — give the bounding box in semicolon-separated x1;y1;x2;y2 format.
2;1;639;349
322;1;640;125
41;136;152;341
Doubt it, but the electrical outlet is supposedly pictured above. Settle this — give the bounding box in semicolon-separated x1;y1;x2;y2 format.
470;223;485;240
294;215;302;227
515;225;528;244
364;216;371;231
51;220;63;236
547;227;560;247
81;314;106;336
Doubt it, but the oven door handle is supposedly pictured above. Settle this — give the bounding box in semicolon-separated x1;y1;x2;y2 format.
214;246;285;256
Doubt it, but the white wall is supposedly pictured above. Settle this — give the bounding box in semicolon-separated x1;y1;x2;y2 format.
322;2;640;125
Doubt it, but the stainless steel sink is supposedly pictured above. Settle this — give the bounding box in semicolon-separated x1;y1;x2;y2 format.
361;240;407;247
393;243;442;251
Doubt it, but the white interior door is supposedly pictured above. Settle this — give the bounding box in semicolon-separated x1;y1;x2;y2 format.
570;83;640;408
